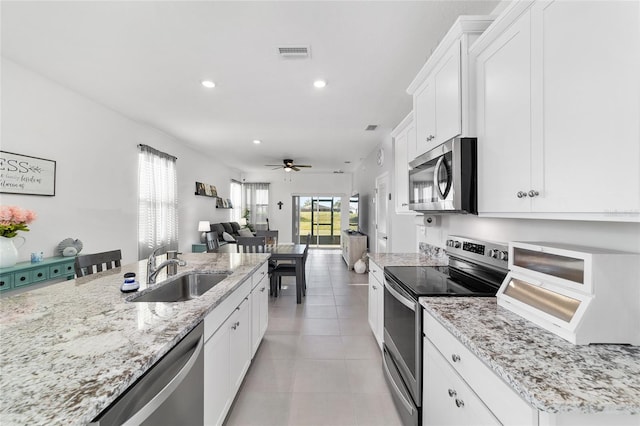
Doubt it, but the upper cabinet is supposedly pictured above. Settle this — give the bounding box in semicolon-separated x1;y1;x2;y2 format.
392;112;417;214
407;17;495;159
472;0;640;221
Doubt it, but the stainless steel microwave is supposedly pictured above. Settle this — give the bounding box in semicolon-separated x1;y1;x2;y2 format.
408;137;477;214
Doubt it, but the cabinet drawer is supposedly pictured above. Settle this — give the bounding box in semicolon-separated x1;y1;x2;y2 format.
424;312;536;425
0;274;14;292
369;260;384;285
30;267;49;283
252;262;268;290
424;338;500;426
14;271;31;287
49;263;69;278
62;262;75;277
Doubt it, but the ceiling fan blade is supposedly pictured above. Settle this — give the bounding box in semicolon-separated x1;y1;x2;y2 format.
265;164;283;167
272;166;282;170
295;165;312;168
291;166;300;171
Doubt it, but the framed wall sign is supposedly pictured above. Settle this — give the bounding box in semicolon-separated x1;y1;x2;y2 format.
0;151;56;196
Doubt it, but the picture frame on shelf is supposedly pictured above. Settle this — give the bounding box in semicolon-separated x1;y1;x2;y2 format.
195;181;217;198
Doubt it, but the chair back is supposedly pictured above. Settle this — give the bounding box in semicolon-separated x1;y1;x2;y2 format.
302;233;311;264
75;249;122;277
255;230;278;246
205;231;220;252
236;236;266;253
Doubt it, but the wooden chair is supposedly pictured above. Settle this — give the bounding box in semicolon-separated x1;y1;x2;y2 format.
236;236;266;253
270;234;310;297
205;231;220;252
255;230;278;246
74;249;122;277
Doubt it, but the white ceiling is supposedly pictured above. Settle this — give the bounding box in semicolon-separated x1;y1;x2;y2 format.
1;0;498;173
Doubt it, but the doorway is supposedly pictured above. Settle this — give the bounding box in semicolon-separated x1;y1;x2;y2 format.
292;195;342;247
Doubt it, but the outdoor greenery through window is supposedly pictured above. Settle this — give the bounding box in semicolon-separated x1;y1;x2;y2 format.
298;196;341;246
137;144;178;260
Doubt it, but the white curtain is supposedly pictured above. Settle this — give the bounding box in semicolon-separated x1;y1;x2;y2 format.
242;183;269;230
138;144;178;260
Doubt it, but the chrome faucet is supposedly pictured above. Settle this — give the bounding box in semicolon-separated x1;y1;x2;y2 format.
147;246;187;284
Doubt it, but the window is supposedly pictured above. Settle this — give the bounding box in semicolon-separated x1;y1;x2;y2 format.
230;180;242;223
138;144;178;260
242;183;269;230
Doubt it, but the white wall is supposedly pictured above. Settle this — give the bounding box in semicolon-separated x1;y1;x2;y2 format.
352;134;419;253
1;58;240;264
240;171;352;243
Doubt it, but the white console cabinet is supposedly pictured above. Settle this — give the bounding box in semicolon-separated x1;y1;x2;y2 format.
341;231;367;270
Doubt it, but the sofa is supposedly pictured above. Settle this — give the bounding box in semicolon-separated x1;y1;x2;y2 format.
210;222;253;245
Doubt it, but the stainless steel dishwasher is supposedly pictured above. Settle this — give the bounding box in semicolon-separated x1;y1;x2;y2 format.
90;322;204;426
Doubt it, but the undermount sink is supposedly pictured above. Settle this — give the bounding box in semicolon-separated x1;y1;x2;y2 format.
130;272;231;303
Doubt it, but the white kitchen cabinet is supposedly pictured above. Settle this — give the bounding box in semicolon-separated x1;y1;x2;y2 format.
229;297;251;393
392;112;419;215
424;339;500;426
408;17;494;160
250;263;269;358
204;313;231;426
367;259;384;350
473;0;640;221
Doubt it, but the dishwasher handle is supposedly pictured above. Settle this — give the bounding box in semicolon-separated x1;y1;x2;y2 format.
121;335;204;426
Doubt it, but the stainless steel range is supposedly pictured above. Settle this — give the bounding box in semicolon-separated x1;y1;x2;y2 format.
382;236;509;426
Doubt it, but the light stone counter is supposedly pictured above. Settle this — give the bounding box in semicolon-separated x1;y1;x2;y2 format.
367;252;447;268
0;252;269;426
420;297;640;415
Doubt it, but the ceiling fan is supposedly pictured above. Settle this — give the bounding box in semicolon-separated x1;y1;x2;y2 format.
265;159;312;172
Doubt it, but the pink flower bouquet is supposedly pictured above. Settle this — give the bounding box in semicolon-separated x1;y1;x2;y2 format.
0;206;37;238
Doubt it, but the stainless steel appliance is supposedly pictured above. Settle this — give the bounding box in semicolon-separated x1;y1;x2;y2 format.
408;137;477;214
90;322;204;426
382;236;508;426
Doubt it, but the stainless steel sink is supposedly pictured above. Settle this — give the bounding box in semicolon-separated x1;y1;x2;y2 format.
130;272;231;303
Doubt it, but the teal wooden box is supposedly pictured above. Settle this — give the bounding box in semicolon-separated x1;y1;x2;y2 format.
192;243;207;253
0;256;76;292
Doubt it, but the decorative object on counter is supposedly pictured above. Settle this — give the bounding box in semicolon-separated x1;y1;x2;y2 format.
0;205;36;268
120;272;139;293
195;181;217;197
30;251;44;263
354;257;367;274
57;237;83;257
0;151;56;196
198;221;211;243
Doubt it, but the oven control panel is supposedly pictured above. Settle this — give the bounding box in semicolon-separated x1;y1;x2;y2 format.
446;236;508;268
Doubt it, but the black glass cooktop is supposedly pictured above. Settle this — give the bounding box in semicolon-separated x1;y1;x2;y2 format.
384;261;504;298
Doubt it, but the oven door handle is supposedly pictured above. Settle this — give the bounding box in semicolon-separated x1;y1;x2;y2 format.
385;281;416;311
383;354;415;415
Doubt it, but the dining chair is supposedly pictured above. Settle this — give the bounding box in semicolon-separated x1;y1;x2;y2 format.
255;230;278;246
205;231;220;252
236;236;266;253
74;249;122;277
270;234;310;297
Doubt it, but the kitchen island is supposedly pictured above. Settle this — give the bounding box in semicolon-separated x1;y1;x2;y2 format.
421;297;640;424
0;252;269;426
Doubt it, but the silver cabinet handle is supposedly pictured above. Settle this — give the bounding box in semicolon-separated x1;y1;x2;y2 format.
516;191;528;198
448;389;457;398
451;354;461;363
401;203;408;206
372;285;377;290
260;287;266;292
371;269;377;273
528;190;539;197
455;399;465;408
231;321;240;330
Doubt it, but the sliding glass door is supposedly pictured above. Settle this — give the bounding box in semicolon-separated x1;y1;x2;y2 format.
292;195;342;247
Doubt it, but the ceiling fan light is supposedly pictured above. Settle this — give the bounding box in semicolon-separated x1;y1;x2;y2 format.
201;80;216;88
313;79;327;89
253;139;261;144
284;167;292;172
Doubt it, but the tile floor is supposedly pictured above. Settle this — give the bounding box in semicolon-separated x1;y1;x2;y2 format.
224;250;403;426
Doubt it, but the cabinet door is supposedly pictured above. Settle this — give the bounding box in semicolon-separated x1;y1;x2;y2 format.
229;298;251;394
476;8;533;213
424;339;500;426
259;278;269;340
204;320;231;426
531;0;640;214
433;40;462;146
407;118;417;161
250;288;261;357
394;123;414;214
415;78;437;156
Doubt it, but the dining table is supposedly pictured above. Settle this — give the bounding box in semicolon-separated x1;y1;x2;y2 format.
211;243;307;303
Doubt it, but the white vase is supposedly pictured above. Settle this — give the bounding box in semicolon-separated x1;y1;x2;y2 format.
354;258;367;274
0;236;25;268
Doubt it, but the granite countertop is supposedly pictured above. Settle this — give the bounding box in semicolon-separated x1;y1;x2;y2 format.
420;297;640;415
367;252;447;267
0;252;270;426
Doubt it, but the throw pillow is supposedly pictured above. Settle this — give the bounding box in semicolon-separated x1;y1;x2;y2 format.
238;228;253;237
222;231;236;242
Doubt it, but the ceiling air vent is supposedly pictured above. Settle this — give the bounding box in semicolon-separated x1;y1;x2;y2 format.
277;46;310;58
365;125;378;131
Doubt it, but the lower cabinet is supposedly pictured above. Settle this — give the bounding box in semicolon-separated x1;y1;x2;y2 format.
203;263;268;426
368;259;384;350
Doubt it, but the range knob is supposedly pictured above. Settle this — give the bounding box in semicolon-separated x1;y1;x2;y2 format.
446;239;454;247
499;251;509;261
488;249;499;259
453;241;461;249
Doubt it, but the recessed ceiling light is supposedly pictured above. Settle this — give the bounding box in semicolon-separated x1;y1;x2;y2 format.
201;80;216;88
253;140;261;145
313;79;327;89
